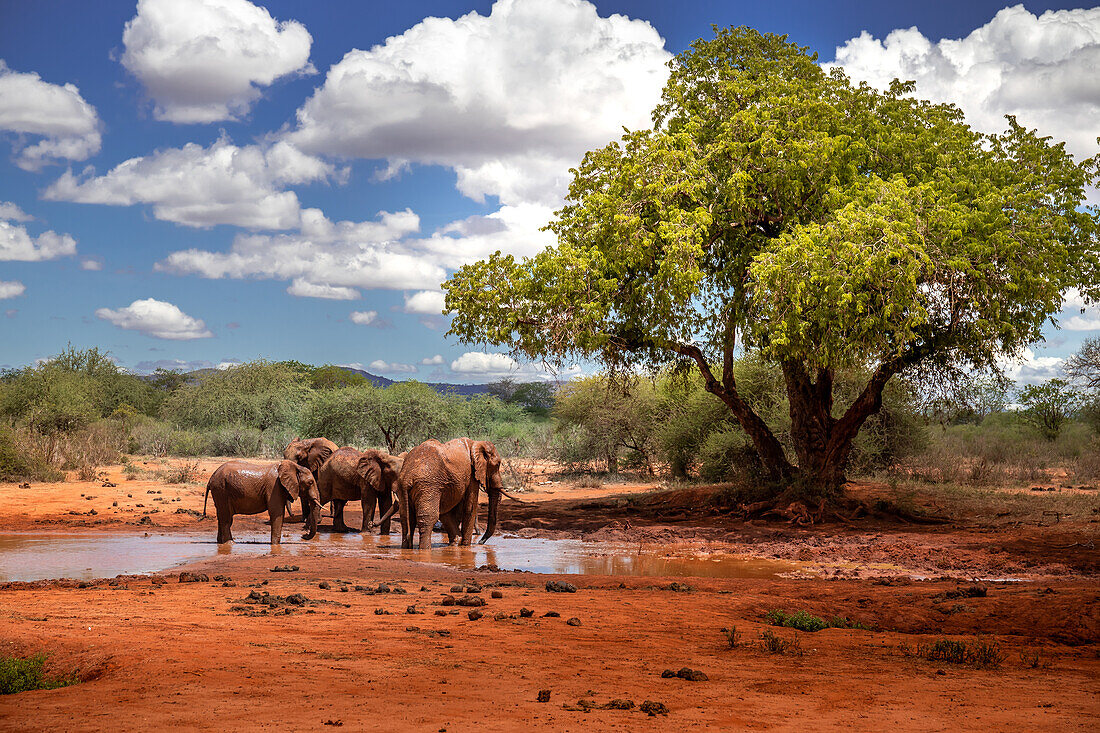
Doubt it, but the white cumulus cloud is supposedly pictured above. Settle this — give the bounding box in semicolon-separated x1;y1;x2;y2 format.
368;359;418;374
420;354;444;365
0;220;77;261
450;351;519;376
403;290;446;314
157;207;443;292
96;298;214;340
349;310;379;326
830;5;1100;161
1059;289;1100;331
44;137;333;230
0;60;101;170
287;280;358;300
0;281;26;299
999;347;1065;385
0;201;33;222
121;0;314;123
80;258;103;271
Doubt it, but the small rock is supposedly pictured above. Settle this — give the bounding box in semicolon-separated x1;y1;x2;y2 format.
376;583;391;593
450;585;464;593
150;575;168;586
434;610;448;616
676;668;708;681
271;565;299;573
456;595;486;607
664;582;692;592
566;617;582;627
542;611;560;618
545;580;577;593
406;605;423;615
374;608;389;615
491;590;503;599
494;612;509;621
465;585;482;593
602;699;634;710
467;609;483;621
112;501;118;507
661;669;677;678
319;581;331;590
519;607;534;618
441;595;456;606
537;689;551;703
640;701;669;716
178;572;209;583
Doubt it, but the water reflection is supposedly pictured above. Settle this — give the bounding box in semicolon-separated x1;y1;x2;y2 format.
0;530;803;582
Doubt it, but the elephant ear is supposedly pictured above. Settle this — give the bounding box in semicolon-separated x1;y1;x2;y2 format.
277;460;301;503
356;453;382;491
471;441;489;490
308;442;333;475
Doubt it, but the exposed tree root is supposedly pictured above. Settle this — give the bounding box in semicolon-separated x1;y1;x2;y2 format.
736;493;950;526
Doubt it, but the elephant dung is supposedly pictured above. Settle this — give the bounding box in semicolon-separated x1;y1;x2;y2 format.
178;572;209;583
545;581;577;593
519;607;534;618
491;590;503;599
449;585;464;593
467;609;483;621
640;701;670;716
566;617;582;627
537;690;551;703
441;595;456;606
456;595;486;607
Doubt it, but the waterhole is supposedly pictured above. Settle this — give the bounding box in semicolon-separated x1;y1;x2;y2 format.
0;530;804;582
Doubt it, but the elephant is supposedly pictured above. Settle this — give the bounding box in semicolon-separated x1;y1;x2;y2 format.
316;447;401;534
203;460;321;545
283;437;337;520
390;438;504;549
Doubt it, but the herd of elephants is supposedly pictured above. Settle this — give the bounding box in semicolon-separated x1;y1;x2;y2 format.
202;437;508;550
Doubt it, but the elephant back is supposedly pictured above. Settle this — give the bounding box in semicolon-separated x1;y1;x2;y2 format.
321;447;366;503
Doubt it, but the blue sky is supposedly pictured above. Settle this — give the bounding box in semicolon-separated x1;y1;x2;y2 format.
0;0;1097;383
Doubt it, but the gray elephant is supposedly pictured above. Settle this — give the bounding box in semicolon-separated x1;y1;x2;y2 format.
203;460;321;545
283;437;337;520
317;447;401;534
391;438;503;549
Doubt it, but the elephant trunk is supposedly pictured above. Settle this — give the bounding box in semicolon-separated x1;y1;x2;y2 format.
478;488;500;545
302;502;320;540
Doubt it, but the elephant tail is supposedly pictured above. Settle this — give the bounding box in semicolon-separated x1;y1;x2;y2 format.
202;482;211;518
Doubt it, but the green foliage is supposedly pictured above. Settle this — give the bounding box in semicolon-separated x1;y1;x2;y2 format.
0;426;62;481
905;638;1005;669
1018;379;1078;441
759;629;802;656
445;25;1099;491
553;376;660;473
765;609;870;632
0;654;76;695
160;361;309;433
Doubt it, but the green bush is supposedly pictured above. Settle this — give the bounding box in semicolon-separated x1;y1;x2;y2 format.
0;654;76;695
699;429;763;482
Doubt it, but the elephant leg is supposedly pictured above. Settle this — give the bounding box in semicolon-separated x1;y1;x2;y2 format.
361;492;377;533
269;508;284;545
377;491;393;536
416;502;438;550
460;486;479;547
440;510;461;545
216;512;233;544
332;500;352;532
401;501;415;549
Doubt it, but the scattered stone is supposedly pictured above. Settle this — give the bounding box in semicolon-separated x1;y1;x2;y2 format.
566;617;582;627
271;565;300;573
542;611;560;618
136;516;154;526
322;721;343;727
664;582;692;592
467;609;483;621
640;701;669;716
494;612;509;621
150;575;168;586
519;607;534;618
405;626;420;632
112;501;118;507
545;580;577;593
465;585;482;593
376;583;391;593
406;605;423;615
601;699;634;710
676;668;708;681
491;590;503;599
450;585;464;593
222;581;237;587
77;581;93;589
661;669;677;678
456;595;486;607
537;689;551;703
434;610;448;617
392;586;407;594
319;581;332;590
420;586;428;591
374;608;390;615
441;595;456;606
174;508;202;518
178;572;209;583
339;586;349;593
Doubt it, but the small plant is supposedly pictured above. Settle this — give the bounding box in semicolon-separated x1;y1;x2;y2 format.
724;626;741;649
0;654;77;695
760;629;802;656
1019;648;1050;669
906;637;1005;669
122;462;142;480
158;460;201;485
765;609;871;632
76;464;100;482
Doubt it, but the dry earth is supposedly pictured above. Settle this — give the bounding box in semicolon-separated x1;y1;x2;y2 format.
0;459;1097;731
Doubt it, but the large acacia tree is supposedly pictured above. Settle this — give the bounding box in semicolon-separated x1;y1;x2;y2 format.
445;28;1099;494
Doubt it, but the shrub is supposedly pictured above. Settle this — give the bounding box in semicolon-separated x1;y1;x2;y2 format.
759;629;802;655
158;460;201;485
765;609;827;632
0;426;62;482
724;626;741;648
0;654;77;695
906;637;1005;668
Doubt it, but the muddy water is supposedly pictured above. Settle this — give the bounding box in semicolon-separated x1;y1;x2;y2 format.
0;531;804;582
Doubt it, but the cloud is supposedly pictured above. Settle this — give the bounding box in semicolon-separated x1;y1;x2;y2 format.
157;207;443;291
216;359;242;369
349;310;379;325
402;290;446;314
0;220;77;261
450;351;519;377
133;358;214;372
44;137;333;230
0;281;26;299
120;0;314;123
420;354;444;365
0;60;101;169
0;202;33;222
830;6;1100;161
287;279;358;300
999;347;1065;385
95;298;214;340
368;359;418;374
80;258;103;271
1058;288;1100;331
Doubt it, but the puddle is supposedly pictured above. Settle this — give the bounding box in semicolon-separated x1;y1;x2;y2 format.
0;531;804;582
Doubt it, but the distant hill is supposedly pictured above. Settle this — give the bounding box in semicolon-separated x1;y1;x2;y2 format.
149;364;498;397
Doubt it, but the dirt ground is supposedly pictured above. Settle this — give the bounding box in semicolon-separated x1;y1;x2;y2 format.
0;459;1098;731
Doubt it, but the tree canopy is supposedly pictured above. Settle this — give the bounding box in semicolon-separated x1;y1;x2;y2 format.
445;27;1100;493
